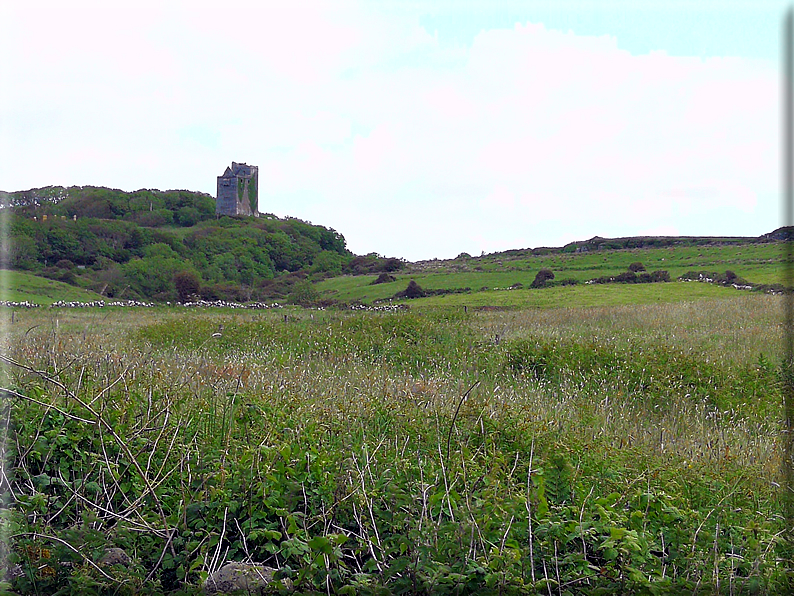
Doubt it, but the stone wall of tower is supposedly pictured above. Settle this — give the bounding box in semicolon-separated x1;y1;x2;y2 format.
216;176;239;215
216;163;258;216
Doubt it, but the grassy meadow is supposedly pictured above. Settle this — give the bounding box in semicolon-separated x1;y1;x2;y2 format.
317;242;783;305
1;289;790;594
0;271;103;305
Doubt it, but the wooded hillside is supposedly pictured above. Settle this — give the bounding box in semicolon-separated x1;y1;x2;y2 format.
0;185;384;301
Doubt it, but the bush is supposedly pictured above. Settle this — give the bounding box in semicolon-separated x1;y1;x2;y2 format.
59;269;76;285
371;273;396;285
198;285;219;300
199;283;248;302
55;259;75;270
396;280;425;299
345;254;405;275
381;258;403;272
174;271;201;301
531;268;555;288
309;250;346;275
287;280;319;305
650;270;670;282
129;209;174;227
614;271;637;283
176;206;201;227
629;262;646;272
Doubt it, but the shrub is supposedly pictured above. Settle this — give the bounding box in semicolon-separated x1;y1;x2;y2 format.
678;270;712;281
200;283;248;302
629;262;646;272
198;285;220;300
614;271;637;283
59;269;76;284
176;206;201;227
680;270;744;286
55;259;75;270
287;280;319;305
382;258;403;272
395;280;425;299
371;273;396;285
345;254;405;275
309;250;346;275
129;209;174;227
531;268;555;288
174;271;201;301
650;270;671;282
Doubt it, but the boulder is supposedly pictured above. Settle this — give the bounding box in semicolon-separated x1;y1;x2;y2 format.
203;562;288;595
99;547;131;567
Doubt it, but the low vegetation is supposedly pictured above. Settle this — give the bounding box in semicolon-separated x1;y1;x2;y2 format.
1;294;790;594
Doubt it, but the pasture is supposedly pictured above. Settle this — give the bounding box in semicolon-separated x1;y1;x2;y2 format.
1;291;790;594
317;242;783;304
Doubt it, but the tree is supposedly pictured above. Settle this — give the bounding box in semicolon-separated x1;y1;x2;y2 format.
8;234;39;269
176;207;201;227
287;280;319;305
174;271;201;302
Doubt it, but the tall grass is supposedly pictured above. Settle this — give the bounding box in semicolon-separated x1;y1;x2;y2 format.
1;297;789;594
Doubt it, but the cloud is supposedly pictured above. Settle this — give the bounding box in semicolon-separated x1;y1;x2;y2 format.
0;2;779;260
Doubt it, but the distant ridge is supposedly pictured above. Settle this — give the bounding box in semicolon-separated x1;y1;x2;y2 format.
465;229;787;263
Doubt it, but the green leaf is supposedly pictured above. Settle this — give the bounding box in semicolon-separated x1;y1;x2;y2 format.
308;536;332;554
32;474;51;488
84;481;101;494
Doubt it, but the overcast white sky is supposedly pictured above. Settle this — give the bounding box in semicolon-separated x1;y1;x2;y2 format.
0;1;786;260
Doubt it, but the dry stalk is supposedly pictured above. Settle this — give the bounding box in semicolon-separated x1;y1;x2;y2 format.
0;354;179;566
12;532;116;582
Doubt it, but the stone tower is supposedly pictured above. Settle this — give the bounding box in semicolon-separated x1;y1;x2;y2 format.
216;162;258;216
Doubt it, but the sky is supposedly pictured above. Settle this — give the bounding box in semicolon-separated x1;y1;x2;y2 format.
0;1;787;261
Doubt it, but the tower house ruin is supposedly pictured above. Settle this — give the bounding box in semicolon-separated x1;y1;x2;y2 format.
216;162;258;216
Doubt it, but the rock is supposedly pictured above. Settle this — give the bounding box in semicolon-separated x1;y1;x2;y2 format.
99;547;131;567
203;562;288;594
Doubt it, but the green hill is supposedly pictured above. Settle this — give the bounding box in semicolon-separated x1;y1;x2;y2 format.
0;270;105;305
1;185;362;302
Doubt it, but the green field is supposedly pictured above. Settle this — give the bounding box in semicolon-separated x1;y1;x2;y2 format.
2;288;790;594
317;241;784;305
0;270;104;304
